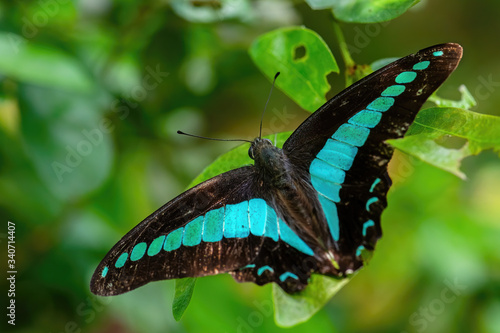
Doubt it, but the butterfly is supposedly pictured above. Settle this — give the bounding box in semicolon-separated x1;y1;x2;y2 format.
91;43;462;296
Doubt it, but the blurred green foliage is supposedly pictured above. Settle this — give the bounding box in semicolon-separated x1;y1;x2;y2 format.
1;1;500;333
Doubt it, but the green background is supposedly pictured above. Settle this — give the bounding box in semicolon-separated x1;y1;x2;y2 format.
1;1;500;332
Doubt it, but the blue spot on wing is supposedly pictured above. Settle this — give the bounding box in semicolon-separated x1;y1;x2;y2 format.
413;61;430;70
147;235;166;256
101;266;108;278
395;71;417;84
331;123;370;147
310;176;341;202
249;198;267;236
366;197;379;212
279;272;299;282
316;139;358;170
366;97;394;112
257;266;274;276
310;159;346;184
348;110;383;128
130;242;147;261
381;85;405;97
264;205;279;242
115;253;128;268
317;195;340;241
278;219;314;256
203;207;224;242
164;228;183;251
224;201;250;238
356;245;365;257
362;220;375;237
369;178;381;193
183;216;203;246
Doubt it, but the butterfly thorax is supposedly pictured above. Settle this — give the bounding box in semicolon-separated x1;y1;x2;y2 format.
249;138;294;189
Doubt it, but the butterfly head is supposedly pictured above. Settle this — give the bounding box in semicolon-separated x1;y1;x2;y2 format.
248;138;274;160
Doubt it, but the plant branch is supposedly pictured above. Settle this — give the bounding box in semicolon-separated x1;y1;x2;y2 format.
332;20;355;69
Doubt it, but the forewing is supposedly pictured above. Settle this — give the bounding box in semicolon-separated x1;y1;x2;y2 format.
91;166;322;295
283;44;463;271
91;167;260;295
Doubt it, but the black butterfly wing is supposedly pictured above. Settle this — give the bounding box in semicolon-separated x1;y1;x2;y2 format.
283;43;463;272
91;167;255;295
91;166;322;295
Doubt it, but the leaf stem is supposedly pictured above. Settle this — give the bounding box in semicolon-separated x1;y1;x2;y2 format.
332;20;355;69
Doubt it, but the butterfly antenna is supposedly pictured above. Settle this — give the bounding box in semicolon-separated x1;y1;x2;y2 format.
259;72;280;139
177;130;252;143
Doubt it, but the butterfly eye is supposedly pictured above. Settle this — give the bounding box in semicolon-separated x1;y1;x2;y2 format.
263;139;272;145
248;146;255;159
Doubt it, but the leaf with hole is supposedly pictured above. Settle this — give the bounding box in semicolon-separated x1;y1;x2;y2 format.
429;85;476;110
306;0;419;23
170;0;252;23
249;26;339;112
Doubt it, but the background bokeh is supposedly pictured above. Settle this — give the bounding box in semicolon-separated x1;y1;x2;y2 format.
1;1;500;332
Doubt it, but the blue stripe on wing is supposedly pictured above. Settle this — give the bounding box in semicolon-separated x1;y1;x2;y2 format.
309;54;441;245
103;199;314;275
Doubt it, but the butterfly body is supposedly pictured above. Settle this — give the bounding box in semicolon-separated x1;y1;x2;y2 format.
91;43;462;296
250;138;294;188
249;137;340;274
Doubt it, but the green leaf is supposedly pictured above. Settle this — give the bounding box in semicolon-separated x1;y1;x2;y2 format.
249;27;339;112
170;0;252;23
388;107;500;179
0;33;94;92
428;85;477;109
172;278;197;321
273;274;351;327
305;0;339;10
306;0;419;23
